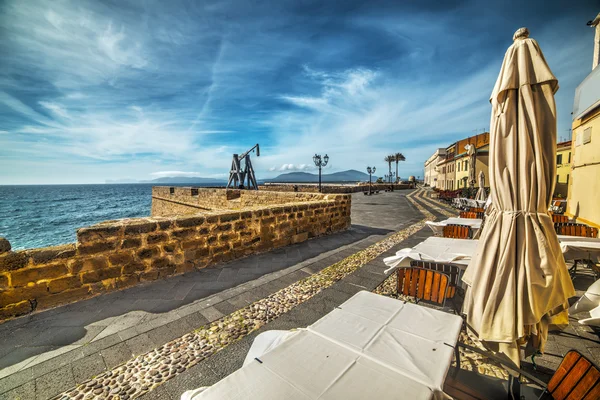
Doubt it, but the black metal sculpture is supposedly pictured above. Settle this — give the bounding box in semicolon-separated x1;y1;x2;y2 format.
227;144;260;190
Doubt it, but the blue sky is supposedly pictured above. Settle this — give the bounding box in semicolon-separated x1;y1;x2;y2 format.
0;0;597;184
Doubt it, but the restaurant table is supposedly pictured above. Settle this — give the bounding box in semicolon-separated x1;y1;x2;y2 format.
189;291;462;400
383;237;478;275
557;235;600;263
426;218;483;236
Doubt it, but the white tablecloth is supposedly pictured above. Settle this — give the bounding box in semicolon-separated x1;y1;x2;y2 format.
383;237;478;274
453;198;486;209
190;291;462;400
426;218;482;236
557;235;600;262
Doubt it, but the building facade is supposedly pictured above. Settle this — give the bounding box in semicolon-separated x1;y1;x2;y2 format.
454;132;490;189
554;140;572;198
566;14;600;228
423;148;446;188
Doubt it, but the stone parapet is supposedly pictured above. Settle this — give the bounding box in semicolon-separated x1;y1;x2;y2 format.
259;183;412;193
0;190;351;321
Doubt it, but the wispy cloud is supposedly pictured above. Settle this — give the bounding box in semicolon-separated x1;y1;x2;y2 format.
0;0;596;184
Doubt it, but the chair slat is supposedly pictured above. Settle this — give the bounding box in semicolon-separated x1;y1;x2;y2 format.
423;270;433;301
583;381;600;400
417;269;426;298
548;351;582;393
552;358;591;399
438;275;448;300
431;273;441;303
567;367;600;400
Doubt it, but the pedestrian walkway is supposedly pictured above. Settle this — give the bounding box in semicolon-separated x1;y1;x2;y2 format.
0;189;428;400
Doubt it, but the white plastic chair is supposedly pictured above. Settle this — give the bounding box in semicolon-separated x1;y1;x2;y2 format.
569;279;600;326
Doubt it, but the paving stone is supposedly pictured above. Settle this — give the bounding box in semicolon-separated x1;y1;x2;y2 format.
0;368;33;396
100;342;133;369
34;364;74;400
0;379;35;400
71;353;106;383
125;333;158;357
198;306;224;322
146;318;193;347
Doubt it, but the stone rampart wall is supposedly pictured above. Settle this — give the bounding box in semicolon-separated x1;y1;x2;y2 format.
259;183;412;193
0;191;351;320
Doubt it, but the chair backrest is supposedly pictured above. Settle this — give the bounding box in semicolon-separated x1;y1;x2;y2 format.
396;267;449;306
443;224;473;239
410;261;460;299
552;214;569;224
460;211;485;219
547;350;600;399
469;207;485;213
555;223;599;238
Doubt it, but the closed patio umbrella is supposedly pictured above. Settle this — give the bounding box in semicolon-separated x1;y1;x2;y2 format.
462;28;575;368
475;171;486;201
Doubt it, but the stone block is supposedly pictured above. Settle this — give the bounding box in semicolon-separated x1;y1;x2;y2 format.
80;266;121;284
157;219;173;230
117;274;139;289
77;223;122;244
0;273;8;289
10;263;68;287
219;213;240;222
151;257;175;270
140;269;159;281
0;299;33;319
291;232;309;244
0;251;28;271
122;261;146;274
77;239;118;255
171;228;196;239
121;237;142;249
123;220;157;236
69;256;108;274
0;237;10;253
26;244;77;265
108;251;134;266
137;246;160;259
146;232;169;244
206;215;219;223
175;216;205;228
37;286;91;309
0;284;47;307
181;238;206;250
48;275;81;293
162;242;178;253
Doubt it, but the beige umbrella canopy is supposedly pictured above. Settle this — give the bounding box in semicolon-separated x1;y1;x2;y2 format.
462;27;575;368
475;171;486;201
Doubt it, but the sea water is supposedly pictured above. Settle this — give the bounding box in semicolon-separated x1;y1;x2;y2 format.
0;184;220;250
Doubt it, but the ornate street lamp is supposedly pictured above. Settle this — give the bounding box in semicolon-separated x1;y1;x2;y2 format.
366;166;376;195
313;153;329;192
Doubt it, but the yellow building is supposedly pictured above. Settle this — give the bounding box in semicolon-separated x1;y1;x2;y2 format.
566;13;600;228
554;140;572;198
454;132;490;190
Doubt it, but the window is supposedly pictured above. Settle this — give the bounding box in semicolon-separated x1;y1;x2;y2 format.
556;175;559;183
583;127;592;144
556;154;562;165
568;152;571;163
566;174;569;184
465;160;469;170
457;163;460;172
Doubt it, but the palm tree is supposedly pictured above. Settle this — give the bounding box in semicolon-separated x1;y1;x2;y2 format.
384;155;394;183
394;152;405;183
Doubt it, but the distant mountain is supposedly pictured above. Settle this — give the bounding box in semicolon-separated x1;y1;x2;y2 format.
266;169;371;183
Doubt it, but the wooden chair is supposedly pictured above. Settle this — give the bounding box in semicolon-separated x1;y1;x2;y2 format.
555;223;599;238
396;267;449;307
443;224;473;239
450;346;600;400
542;349;600;399
551;213;569;224
410;261;461;299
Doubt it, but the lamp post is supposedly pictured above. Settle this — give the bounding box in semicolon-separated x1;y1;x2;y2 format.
366;166;376;195
313;154;329;193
